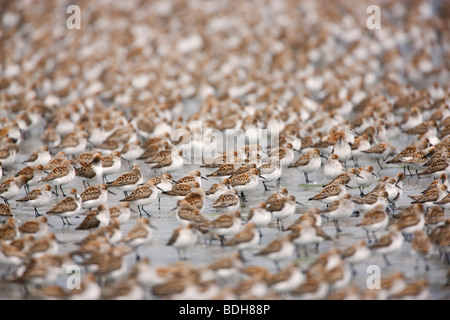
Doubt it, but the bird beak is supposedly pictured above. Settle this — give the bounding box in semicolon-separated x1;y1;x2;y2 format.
294;148;302;153
395;184;403;190
201;176;209;180
172;179;178;184
356;174;363;179
296;201;304;206
170;207;177;212
108;190;117;195
320;155;327;159
157;186;165;192
150;224;158;230
372;172;377;177
259;175;266;180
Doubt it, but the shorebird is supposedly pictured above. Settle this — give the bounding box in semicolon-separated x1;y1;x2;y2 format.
322;154;345;180
120;181;159;217
53;130;88;156
369;225;404;266
107;166;143;197
288;221;332;257
265;195;298;231
246;202;272;240
223;223;260;261
74;152;103;188
362;142;398;169
308;178;347;204
120;141;145;168
0;175;28;205
202;211;242;245
148;149;184;173
223;168;261;202
206;163;236;179
18;216;49;239
166;223;199;261
320;194;354;233
205;182;230;201
257;157;282;191
331;132;352;166
288;148;321;184
122;217;155;260
40;159;75;197
109;202;132;224
16;184;52;217
356;204;389;243
0;203;14;222
340;240;371;275
80;184;109;210
23;145;52;166
176;170;208;187
46;189;82;225
173;199;209;226
211;189;240;213
75;204;111;232
101;151;122;183
162;181;200;200
410;230;431;271
14;164;45;193
254;234;296;271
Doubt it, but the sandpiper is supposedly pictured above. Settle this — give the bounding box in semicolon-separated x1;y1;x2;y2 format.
257;157;282;191
288;148;321;184
101;151;122;183
0;175;28;205
120;181;159;217
23;145;52;166
46;189;82;225
308;178;347;204
167;223;199;261
356;204;389;243
18;216;49;239
122;217;155;260
16;184;52;217
107;166;143;197
223;168;260;202
75;204;111;232
40;159;75;197
202;211;242;245
323;154;345;180
80;184;109;210
211;189;241;213
369;225;404;266
265;195;297;231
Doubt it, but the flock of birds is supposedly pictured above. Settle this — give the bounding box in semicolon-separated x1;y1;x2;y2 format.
0;0;449;300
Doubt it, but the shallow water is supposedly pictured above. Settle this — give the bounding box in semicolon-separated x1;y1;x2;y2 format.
1;130;449;300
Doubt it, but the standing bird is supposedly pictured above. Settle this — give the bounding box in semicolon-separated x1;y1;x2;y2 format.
46;189;82;225
40;159;75;197
410;230;431;271
107;166;143;197
120;181;159;217
223;223;260;262
369;225;404;266
223;168;260;202
323;154;345;180
211;189;240;213
75;204;110;231
16;185;53;217
167;223;198;261
257;157;282;191
288;148;321;184
122;217;155;261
